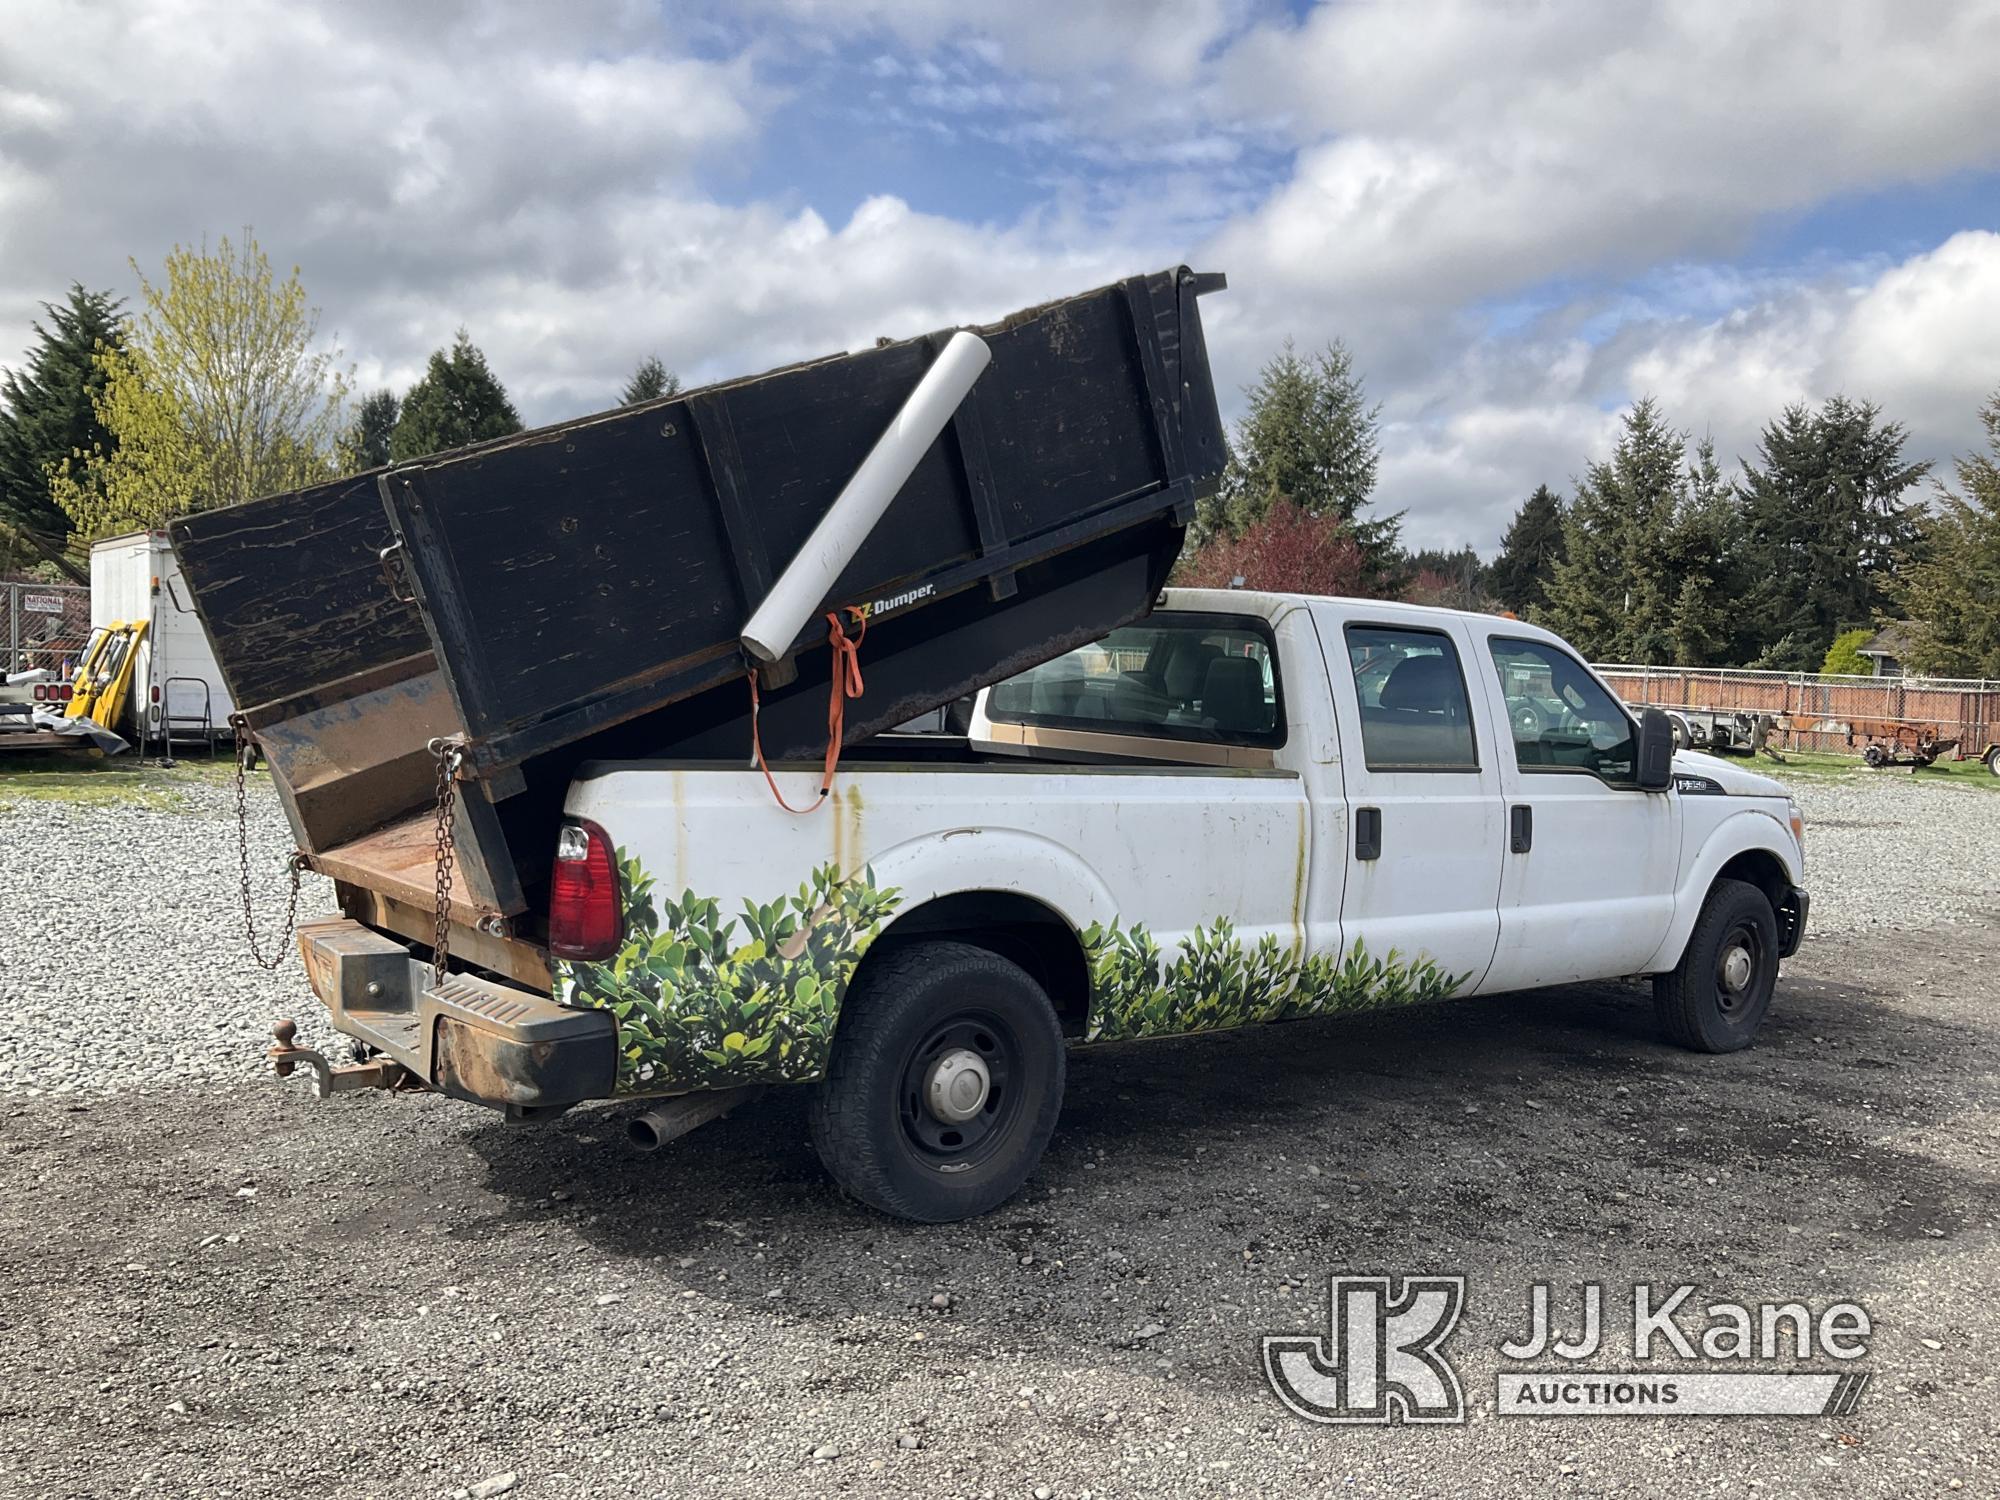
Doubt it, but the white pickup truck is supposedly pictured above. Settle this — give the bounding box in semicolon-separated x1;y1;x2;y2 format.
289;588;1807;1222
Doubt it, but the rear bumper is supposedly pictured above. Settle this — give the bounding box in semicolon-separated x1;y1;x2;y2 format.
1777;887;1809;959
297;918;617;1110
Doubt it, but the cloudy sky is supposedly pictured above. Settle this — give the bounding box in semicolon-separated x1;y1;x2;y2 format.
4;0;1999;551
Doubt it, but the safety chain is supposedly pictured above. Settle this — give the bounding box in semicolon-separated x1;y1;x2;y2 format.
428;736;464;984
231;714;308;971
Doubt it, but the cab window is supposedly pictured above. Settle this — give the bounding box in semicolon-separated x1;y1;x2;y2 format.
1344;625;1479;770
985;612;1283;748
1487;637;1637;783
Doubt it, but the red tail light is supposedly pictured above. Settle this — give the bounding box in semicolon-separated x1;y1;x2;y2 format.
548;819;621;960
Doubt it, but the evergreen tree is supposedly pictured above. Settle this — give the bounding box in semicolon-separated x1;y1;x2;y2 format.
622;355;680;406
1890;390;2000;679
390;331;522;461
0;285;126;579
342;390;400;472
1737;396;1930;671
1194;339;1399;580
1663;437;1749;667
1487;484;1566;616
1545;400;1686;660
1545;402;1746;665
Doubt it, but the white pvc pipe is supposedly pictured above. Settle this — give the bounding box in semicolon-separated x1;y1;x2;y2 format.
740;329;992;663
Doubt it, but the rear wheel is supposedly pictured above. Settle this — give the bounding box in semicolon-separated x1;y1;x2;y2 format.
1653;878;1778;1053
808;940;1065;1222
1986;745;2000;778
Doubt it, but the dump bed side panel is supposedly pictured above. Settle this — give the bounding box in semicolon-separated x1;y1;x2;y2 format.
169;469;429;713
384;268;1224;773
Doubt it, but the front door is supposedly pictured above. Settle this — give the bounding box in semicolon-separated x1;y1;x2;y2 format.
1314;608;1505;995
1470;630;1680;992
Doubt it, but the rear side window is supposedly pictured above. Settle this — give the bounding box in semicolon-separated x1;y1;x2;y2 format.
985;612;1283;748
1344;625;1479;771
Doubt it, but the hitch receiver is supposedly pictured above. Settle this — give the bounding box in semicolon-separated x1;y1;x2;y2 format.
268;1018;409;1098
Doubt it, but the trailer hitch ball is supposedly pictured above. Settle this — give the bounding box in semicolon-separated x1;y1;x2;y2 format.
267;1018;407;1098
268;1017;335;1095
269;1018;303;1078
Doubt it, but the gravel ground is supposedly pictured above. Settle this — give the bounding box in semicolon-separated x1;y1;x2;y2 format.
0;770;338;1097
1;761;1997;1498
1766;765;2000;935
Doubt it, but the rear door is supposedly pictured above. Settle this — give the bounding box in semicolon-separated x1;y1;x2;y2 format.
1312;606;1504;992
1470;628;1680;991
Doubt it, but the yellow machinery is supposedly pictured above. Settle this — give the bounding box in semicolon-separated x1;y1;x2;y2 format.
61;626;114;717
65;619;147;728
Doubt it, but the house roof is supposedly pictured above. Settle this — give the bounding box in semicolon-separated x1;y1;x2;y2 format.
1860;621;1917;658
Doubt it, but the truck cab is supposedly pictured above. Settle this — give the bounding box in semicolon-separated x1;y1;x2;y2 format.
972;589;1805;1006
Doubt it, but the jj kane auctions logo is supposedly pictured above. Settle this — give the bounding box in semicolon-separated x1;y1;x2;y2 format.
1264;1277;1873;1423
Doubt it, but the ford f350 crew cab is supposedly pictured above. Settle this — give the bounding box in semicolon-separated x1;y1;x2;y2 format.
278;588;1807;1222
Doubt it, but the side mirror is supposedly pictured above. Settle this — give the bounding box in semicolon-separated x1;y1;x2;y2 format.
1635;707;1674;791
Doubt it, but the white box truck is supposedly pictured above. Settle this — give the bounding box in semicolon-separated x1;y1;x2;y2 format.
91;530;233;752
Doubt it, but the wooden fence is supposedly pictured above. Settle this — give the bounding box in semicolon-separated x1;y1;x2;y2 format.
1595;664;2000;757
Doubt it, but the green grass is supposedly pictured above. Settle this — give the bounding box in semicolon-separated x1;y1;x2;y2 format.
1761;746;2000;793
0;751;237;812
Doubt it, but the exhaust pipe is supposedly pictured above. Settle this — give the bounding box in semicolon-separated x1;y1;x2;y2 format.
627;1086;765;1152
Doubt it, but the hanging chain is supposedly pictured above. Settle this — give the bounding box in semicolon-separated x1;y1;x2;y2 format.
232;714;307;971
428;736;464;985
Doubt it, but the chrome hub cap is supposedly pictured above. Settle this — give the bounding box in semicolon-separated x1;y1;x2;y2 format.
1721;944;1754;993
925;1048;991;1124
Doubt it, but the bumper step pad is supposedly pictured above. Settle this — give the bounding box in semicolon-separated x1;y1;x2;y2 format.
296;918;616;1109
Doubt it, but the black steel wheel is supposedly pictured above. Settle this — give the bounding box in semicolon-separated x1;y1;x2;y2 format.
809;940;1065;1222
1654;878;1779;1053
897;1011;1025;1166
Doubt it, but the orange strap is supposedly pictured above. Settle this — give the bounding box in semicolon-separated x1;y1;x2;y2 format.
749;607;867;814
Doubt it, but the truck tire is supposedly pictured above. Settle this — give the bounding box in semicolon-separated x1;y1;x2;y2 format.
1653;878;1778;1053
1986;745;2000;778
807;940;1065;1222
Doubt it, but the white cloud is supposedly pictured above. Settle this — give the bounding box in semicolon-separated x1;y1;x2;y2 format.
1377;232;2000;550
3;0;1998;559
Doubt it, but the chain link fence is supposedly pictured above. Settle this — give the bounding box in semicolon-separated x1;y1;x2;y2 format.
1597;662;2000;756
4;579;92;678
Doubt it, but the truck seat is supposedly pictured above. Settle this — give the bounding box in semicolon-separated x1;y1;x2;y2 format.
1200;655;1267;735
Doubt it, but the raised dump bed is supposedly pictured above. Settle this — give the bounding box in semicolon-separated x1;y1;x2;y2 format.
170;266;1227;952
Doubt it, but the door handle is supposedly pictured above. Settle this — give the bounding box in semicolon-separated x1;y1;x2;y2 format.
1355;806;1382;861
1510;803;1533;854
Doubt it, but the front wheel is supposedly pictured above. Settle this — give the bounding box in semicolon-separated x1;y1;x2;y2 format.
1986;745;2000;778
1653;878;1778;1053
808;940;1065;1222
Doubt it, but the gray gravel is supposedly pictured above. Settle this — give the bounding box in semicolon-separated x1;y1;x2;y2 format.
1769;765;2000;935
0;770;338;1097
1;760;1997;1498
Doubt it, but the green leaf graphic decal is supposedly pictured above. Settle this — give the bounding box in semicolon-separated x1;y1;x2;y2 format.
557;852;899;1095
1081;919;1467;1042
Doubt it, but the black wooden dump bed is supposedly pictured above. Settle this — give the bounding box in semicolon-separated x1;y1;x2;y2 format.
169;267;1226;957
